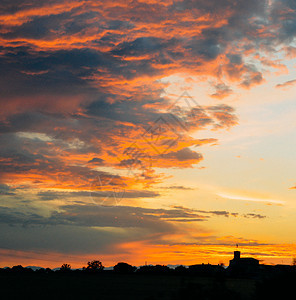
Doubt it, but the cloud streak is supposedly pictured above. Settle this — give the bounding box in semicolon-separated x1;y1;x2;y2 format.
217;193;285;205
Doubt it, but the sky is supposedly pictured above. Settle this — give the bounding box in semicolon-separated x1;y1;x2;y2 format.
1;0;296;268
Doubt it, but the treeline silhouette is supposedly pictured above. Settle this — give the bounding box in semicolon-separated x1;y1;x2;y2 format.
0;262;226;276
2;260;296;276
1;261;296;299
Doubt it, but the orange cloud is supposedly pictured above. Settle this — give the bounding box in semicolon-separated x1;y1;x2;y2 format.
276;79;296;88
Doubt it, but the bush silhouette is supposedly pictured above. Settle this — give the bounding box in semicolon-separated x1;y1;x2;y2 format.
113;262;136;273
137;264;171;274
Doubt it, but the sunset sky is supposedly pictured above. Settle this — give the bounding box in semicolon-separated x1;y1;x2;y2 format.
1;0;296;268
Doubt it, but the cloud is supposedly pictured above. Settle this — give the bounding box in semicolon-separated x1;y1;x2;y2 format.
0;204;176;253
217;193;285;205
0;204;195;253
0;184;16;195
240;71;264;89
0;200;267;259
171;206;266;219
207;104;238;129
276;79;296;88
210;83;233;99
0;0;285;197
0;223;128;254
37;189;160;201
0;97;234;190
243;213;266;219
162;147;203;162
0;203;266;230
0;0;285;108
160;185;195;190
271;0;296;42
88;157;105;165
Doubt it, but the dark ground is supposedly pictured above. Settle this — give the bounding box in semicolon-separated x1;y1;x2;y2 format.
0;271;294;299
0;272;256;300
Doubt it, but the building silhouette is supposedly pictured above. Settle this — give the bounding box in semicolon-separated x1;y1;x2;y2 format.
228;251;259;276
229;251;259;267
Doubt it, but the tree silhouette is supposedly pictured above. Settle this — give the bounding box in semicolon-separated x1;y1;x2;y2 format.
84;260;104;272
60;263;71;271
11;265;24;272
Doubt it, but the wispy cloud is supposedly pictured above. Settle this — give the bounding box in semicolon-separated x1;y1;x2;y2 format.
217;193;285;205
276;79;296;88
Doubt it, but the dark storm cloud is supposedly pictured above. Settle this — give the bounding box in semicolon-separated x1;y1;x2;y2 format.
111;37;174;57
1;13;70;39
86;98;159;124
0;47;111;97
0;0;51;14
